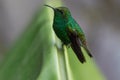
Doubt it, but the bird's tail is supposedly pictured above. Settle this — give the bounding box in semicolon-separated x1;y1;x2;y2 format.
82;46;92;57
71;43;86;63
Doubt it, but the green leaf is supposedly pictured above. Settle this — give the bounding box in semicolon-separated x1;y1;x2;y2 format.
67;47;106;80
0;0;106;80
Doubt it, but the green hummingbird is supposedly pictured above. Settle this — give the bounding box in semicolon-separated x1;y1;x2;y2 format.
45;5;92;63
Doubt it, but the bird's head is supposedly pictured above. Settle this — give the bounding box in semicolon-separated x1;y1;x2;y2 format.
45;5;72;22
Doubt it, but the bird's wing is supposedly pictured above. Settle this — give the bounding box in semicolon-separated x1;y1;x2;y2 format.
66;27;86;63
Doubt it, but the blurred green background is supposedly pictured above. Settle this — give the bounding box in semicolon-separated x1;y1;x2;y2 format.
0;0;120;80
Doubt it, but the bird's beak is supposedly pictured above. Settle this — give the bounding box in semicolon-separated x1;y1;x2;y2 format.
44;4;55;10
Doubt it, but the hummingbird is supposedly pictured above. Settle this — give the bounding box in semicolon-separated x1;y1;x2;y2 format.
45;5;92;63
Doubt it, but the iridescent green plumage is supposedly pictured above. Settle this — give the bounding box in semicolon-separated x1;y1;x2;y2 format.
45;5;92;63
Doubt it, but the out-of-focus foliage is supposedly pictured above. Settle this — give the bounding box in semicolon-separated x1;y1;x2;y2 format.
0;0;106;80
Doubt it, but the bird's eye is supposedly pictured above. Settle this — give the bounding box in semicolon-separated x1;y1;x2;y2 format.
57;9;64;14
60;11;64;14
